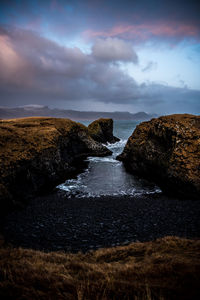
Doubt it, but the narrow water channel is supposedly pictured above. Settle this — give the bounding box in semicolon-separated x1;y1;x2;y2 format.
58;120;161;197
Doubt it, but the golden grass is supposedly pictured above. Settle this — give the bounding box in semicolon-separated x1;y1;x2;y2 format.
88;118;112;135
0;236;199;299
119;114;200;198
0;117;93;208
0;117;87;170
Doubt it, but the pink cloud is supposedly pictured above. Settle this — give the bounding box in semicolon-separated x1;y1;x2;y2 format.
0;35;25;79
83;21;200;43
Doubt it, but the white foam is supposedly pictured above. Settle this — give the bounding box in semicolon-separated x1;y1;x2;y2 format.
57;169;90;192
104;139;127;150
57;134;162;199
87;156;121;163
58;184;162;198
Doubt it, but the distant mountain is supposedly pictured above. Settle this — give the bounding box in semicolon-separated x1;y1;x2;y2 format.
0;105;157;121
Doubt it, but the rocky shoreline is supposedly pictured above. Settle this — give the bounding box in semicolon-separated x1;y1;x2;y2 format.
1;191;200;253
0;117;116;213
1;114;200;253
0;114;200;300
117;114;200;199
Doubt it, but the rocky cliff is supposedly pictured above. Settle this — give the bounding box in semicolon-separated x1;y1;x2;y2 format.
0;117;111;210
117;114;200;199
88;118;120;143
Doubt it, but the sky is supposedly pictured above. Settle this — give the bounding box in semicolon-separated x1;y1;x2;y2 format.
0;0;200;114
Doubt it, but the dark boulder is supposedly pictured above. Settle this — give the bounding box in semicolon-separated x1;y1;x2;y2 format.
88;118;120;144
117;114;200;199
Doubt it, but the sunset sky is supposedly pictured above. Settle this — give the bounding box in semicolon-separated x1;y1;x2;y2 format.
0;0;199;114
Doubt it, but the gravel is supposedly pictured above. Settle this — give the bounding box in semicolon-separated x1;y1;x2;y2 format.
1;191;200;253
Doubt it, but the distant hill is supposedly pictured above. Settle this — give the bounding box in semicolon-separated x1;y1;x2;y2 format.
0;105;157;121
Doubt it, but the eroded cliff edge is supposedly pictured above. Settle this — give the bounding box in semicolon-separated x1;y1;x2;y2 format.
0;117;112;210
117;114;200;199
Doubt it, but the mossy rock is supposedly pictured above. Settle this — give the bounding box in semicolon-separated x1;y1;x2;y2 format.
0;117;111;211
88;118;120;143
117;114;200;199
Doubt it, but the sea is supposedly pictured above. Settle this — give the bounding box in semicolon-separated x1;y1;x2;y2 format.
58;120;162;198
3;121;199;253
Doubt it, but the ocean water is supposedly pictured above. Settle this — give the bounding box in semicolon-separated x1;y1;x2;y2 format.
58;120;161;197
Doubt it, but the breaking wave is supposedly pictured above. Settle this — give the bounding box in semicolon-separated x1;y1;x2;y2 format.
57;121;162;198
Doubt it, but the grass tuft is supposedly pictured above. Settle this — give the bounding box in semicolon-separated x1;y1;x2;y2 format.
0;236;199;299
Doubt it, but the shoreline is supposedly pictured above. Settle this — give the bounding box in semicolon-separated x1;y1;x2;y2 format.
1;191;200;253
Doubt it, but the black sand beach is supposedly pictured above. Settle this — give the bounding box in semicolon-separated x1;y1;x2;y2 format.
1;191;200;253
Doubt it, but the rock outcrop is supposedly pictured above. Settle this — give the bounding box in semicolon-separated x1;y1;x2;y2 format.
117;114;200;199
88;118;120;143
0;117;111;210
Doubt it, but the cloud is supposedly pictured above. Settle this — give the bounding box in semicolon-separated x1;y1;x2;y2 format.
142;61;157;72
1;0;200;47
84;21;200;45
92;38;138;63
137;83;200;114
0;25;199;115
0;26;140;103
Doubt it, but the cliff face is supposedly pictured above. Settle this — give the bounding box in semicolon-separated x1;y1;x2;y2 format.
117;114;200;199
88;118;120;143
0;117;111;210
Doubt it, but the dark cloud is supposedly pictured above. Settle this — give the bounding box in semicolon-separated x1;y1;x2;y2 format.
1;1;200;25
0;26;139;104
0;1;199;45
92;38;138;63
0;26;199;115
136;83;200;114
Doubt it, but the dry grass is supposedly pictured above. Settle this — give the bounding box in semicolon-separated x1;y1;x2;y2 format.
0;236;199;299
0;117;87;171
88;118;112;140
118;114;200;199
0;117;90;204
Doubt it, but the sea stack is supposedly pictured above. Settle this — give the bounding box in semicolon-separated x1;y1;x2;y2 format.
0;117;112;211
88;118;120;144
117;114;200;199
